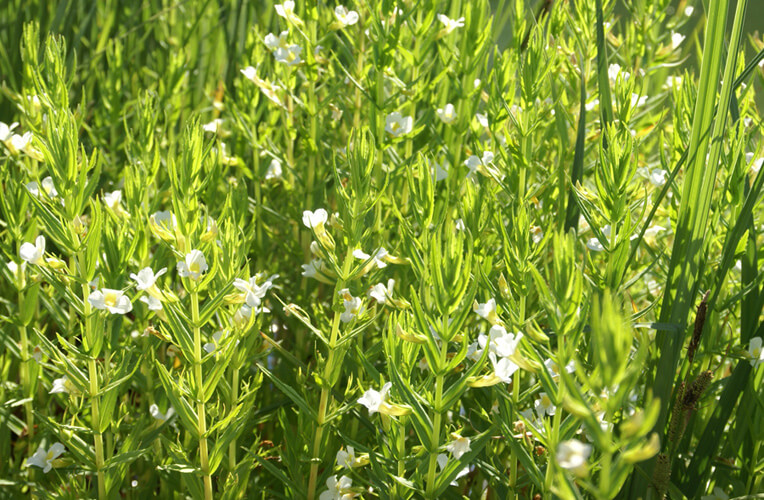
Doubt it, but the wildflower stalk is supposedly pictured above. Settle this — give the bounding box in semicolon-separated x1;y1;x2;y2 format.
17;266;34;453
306;249;355;500
509;295;526;497
425;329;449;498
228;367;239;474
191;288;213;499
80;270;106;500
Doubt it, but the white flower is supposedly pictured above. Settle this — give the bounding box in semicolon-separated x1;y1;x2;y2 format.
608;63;629;82
464;151;495;176
432;160;449;181
665;75;682;88
202;118;225;135
140;295;163;311
544;358;575;380
479;326;523;358
437;14;465;34
649;168;668;186
20;235;46;265
556;439;591;471
358;382;391;414
369;279;395;305
385;112;413;137
319;475;353;500
0;121;19;141
671;32;685;50
49;376;70;394
89;288;133;314
445;435;471;460
437;103;457;124
534;392;556;417
130;267;167;291
352;247;389;268
341;294;363;323
203;330;225;354
748;337;764;367
475;113;489;128
177;250;208;280
303;209;329;231
264;30;289;51
473;298;497;323
26;443;65;473
586;225;611;252
234;274;277;308
150;404;175;421
103;190;123;211
531;225;543;244
265;158;283;180
336;446;355;468
436;454;471;484
747;155;763;174
274;44;303;66
275;1;302;25
335;6;359;26
26;176;58;199
455;218;466;231
630;93;647;108
684;6;694;16
490;352;519;383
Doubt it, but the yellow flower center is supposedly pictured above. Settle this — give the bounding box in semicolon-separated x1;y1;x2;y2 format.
104;292;118;308
189;262;200;274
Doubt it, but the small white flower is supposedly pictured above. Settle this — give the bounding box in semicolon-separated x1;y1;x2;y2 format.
275;1;302;25
630;93;647;108
341;294;363;323
369;279;395;305
445;435;471;460
89;288;133;315
140;295;163;311
437;14;465;34
203;330;225;354
303;208;329;231
608;63;629;82
0;121;19;142
665;76;682;88
202;118;225;135
464;151;495;176
432;160;449;181
352;247;389;268
385;112;413;137
649;168;668;186
556;439;591;471
103;190;123;211
748;337;764;367
336;446;355;469
130;267;167;291
26;443;65;473
437;103;457;124
358;382;392;414
684;6;694;16
671;32;685;50
20;235;46;265
319;475;353;500
274;44;303;66
455;218;466;231
265;158;283;180
544;358;575;380
31;345;43;362
264;30;289;51
234;274;277;308
474;298;497;323
335;6;359;27
475;113;489;128
534;392;556;417
150;404;175;421
49;376;70;394
26;176;58;199
489;352;519;383
177;250;208;280
479;325;523;358
586;225;611;252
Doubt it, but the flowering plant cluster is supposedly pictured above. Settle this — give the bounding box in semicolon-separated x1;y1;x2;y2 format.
0;0;763;499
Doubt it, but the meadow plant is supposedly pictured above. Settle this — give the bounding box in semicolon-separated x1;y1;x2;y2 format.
0;0;763;498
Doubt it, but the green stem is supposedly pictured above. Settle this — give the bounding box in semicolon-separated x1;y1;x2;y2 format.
307;249;355;500
425;336;449;498
192;290;213;500
510;296;526;497
228;367;239;475
89;357;106;500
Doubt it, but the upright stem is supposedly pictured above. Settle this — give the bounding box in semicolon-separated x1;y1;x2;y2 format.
510;295;527;497
425;337;449;498
307;250;354;500
18;281;34;453
192;290;213;500
228;367;239;474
